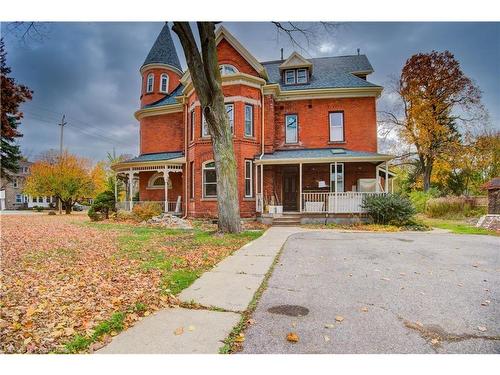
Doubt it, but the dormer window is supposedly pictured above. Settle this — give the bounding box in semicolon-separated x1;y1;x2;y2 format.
297;68;308;83
284;68;309;85
219;64;238;76
285;70;296;84
160;73;169;93
146;73;154;93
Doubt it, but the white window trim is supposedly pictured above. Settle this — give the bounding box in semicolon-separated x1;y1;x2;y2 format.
244;160;253;198
225;103;234;134
220;64;238;75
329;112;345;142
190;161;195;199
201;113;210;138
285;69;296;84
160;73;169;93
244;104;253;137
285;114;298;144
146;172;171;190
297;68;308;84
146;73;154;93
190;109;195;141
15;194;22;203
202;161;217;198
329;163;345;192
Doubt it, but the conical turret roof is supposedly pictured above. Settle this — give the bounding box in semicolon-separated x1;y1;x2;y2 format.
142;22;182;71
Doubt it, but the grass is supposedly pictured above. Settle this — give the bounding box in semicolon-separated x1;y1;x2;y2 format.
65;220;264;353
421;216;498;236
64;312;126;353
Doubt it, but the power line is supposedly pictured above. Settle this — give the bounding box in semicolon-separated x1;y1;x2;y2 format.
23;113;134;148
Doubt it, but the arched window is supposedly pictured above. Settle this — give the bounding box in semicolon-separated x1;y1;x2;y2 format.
160;73;169;93
219;64;238;76
147;173;172;189
146;73;154;93
202;161;217;198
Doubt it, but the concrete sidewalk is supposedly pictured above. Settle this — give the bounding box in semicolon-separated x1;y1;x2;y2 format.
98;226;300;354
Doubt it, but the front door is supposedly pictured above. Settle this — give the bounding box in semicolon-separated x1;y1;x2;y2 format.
282;167;298;211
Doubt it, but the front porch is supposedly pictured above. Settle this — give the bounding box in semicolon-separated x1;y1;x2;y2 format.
111;152;186;215
254;148;394;219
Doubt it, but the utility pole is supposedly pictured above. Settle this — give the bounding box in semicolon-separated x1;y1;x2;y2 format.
58;115;67;214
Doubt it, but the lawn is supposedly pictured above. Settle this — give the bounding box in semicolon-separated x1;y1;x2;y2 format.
420;216;499;236
0;214;263;353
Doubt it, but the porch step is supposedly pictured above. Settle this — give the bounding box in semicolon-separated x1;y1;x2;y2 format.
272;215;302;226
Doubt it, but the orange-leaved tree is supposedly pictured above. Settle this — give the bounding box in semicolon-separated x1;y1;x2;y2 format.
24;151;104;214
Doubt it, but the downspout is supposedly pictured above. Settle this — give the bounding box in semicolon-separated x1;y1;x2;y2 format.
259;87;265;209
182;97;189;219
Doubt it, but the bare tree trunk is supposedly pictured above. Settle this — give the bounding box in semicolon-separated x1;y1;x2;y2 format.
173;22;241;233
64;199;72;214
422;163;432;192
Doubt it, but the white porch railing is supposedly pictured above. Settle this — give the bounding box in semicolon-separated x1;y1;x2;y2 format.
116;200;182;214
301;192;385;213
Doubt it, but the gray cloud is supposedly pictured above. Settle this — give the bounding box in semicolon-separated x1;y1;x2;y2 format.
2;22;498;163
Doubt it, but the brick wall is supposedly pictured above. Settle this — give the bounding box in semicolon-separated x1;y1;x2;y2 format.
140;111;184;154
140;67;181;107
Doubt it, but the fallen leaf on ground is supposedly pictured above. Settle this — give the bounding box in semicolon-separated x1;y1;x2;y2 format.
430;338;439;345
477;326;487;332
234;333;245;343
174;327;184;335
381;277;391;281
324;335;330;342
324;323;335;329
481;300;490;306
360;307;369;312
286;332;299;343
335;316;344;322
247;319;255;325
188;325;195;331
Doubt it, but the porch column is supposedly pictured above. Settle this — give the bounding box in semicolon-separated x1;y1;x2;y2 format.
384;161;389;193
128;170;134;211
260;164;264;199
114;172;118;203
164;169;170;213
299;163;303;213
334;161;338;213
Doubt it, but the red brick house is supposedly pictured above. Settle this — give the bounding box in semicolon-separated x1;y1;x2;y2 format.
113;24;393;222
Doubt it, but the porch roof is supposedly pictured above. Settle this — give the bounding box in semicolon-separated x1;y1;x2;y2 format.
254;148;393;164
111;151;185;172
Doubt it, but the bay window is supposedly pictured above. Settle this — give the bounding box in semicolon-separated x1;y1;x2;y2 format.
244;104;253;137
202;161;217;198
225;103;234;134
244;160;253;197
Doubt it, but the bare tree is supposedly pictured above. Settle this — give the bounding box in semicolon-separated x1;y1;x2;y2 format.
172;22;337;232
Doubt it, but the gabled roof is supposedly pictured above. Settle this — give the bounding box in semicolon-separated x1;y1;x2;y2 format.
142;23;182;72
215;26;268;80
279;52;313;72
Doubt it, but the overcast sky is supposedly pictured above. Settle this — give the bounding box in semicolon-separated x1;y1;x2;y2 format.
2;22;499;162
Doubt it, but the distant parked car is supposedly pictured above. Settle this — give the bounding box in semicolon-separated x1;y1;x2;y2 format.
73;203;85;211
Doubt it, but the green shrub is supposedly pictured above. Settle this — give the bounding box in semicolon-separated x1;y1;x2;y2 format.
132;202;163;222
425;196;484;219
33;205;44;212
87;206;101;221
362;193;416;226
409;188;440;213
114;210;134;221
88;191;116;221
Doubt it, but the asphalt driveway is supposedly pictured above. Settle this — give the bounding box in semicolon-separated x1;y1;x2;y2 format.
242;231;500;353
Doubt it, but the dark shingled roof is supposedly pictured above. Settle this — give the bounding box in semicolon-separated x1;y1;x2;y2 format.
258;148;391;161
261;55;380;90
124;151;184;163
144;84;184;108
483;177;500;190
143;23;182;71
